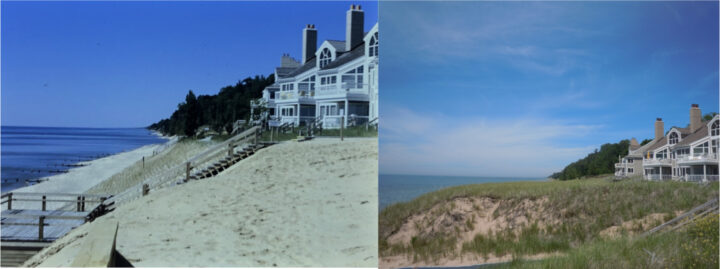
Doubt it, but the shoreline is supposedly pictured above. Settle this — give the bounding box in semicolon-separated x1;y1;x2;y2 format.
3;134;173;211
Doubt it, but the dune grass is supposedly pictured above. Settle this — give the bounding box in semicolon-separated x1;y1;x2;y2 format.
498;213;719;268
86;140;212;195
379;175;718;263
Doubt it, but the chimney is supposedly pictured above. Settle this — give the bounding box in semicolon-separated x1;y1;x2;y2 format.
630;138;639;147
655;118;664;141
689;104;702;133
346;4;364;51
302;24;317;64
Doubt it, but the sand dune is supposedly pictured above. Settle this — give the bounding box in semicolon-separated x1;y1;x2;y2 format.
24;137;378;267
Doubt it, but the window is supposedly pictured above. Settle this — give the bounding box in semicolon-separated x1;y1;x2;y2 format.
368;32;378;57
712;120;719;136
298;76;315;94
655;149;667;159
319;48;332;68
320;76;337;85
628;159;633;163
669;132;678;144
628;168;634;174
341;66;364;89
281;84;294;91
694;142;708;156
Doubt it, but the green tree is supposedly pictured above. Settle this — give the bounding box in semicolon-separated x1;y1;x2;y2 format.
184;90;200;137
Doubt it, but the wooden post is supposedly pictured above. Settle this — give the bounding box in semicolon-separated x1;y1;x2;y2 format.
142;157;145;169
7;192;12;210
42;195;47;211
185;162;191;182
77;196;81;212
270;126;274;142
142;184;149;196
340;116;345;141
228;143;234;156
38;216;45;240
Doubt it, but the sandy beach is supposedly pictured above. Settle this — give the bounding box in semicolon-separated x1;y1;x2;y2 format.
23;137;378;267
4;137;174;211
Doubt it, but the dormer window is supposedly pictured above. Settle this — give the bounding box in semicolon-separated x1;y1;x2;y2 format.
712;120;719;136
368;32;378;57
669;132;678;144
319;48;332;68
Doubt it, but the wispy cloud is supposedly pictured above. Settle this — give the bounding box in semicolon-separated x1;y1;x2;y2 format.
380;106;599;177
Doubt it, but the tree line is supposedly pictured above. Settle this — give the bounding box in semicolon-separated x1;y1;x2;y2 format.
149;74;275;136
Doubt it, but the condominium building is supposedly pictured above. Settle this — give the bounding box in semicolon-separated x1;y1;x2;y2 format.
252;4;378;129
615;104;719;182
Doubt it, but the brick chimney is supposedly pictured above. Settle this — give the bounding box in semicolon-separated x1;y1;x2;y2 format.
302;24;317;64
689;104;702;133
655;118;664;141
346;4;364;51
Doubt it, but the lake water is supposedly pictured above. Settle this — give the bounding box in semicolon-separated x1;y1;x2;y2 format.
379;174;546;209
1;126;167;192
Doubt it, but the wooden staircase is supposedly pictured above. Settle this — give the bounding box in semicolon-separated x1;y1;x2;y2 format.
187;143;268;180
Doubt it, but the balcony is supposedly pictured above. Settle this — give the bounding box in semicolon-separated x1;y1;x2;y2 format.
646;174;672;181
643;158;672;166
276;91;315;102
316;83;368;98
614;163;625;168
683;175;720;182
676;153;719;165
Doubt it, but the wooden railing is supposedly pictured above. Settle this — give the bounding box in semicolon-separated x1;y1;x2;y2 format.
1;214;87;241
107;126;263;206
1;192;110;212
184;126;261;182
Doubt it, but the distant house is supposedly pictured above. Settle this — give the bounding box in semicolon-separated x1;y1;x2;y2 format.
615;104;719;182
252;4;378;129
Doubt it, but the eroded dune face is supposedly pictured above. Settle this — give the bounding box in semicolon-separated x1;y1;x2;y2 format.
24;138;379;267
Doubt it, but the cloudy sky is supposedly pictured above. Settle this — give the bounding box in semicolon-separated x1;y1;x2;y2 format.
379;1;719;177
2;1;377;127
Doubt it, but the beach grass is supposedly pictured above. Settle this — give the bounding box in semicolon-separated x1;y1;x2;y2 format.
497;213;719;268
86;140;212;196
379;175;718;263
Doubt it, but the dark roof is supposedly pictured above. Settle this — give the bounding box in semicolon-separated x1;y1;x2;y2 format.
321;42;365;70
327;40;347;52
284;57;317;78
644;137;667;153
275;67;296;78
674;125;709;147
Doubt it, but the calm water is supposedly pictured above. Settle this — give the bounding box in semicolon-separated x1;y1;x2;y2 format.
379;174;546;209
1;126;167;192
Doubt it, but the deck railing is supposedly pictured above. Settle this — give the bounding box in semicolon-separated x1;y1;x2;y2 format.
1;192;110;212
646;174;672;181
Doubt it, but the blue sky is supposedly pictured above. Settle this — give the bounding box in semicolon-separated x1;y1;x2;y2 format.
379;1;719;177
2;1;377;128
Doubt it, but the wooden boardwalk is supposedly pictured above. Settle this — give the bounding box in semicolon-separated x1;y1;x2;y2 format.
1;192;112;267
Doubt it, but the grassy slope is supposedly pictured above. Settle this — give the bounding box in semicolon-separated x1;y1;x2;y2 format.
379;175;718;264
499;213;719;268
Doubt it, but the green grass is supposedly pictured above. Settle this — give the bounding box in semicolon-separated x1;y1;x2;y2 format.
379;175;718;263
497;213;719;269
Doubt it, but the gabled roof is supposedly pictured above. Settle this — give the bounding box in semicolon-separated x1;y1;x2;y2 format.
284;57;317;78
629;139;657;157
321;42;365;70
644;137;668;153
674;124;709;148
326;40;347;52
275;67;296;78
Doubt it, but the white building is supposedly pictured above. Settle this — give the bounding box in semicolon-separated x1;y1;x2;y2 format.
615;104;719;182
253;4;378;129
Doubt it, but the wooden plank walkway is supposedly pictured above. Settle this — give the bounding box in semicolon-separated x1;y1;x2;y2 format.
1;209;88;241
